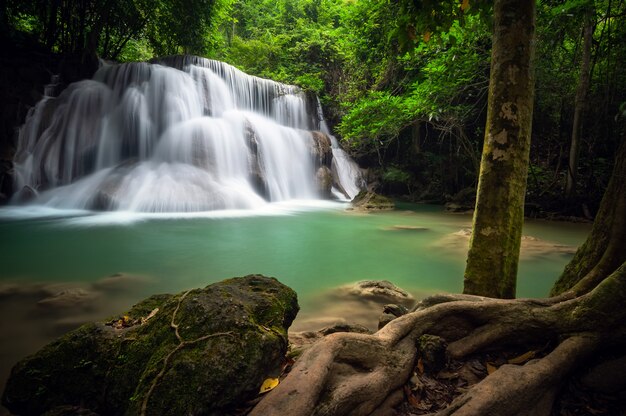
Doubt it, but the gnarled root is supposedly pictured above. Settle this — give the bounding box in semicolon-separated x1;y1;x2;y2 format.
250;263;626;416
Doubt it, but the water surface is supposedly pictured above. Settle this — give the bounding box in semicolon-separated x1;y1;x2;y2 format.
0;202;590;399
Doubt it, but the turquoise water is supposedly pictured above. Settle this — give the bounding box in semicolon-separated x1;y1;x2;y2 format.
0;202;590;397
0;202;591;312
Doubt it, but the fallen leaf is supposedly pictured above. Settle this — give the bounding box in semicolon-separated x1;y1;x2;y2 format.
417;358;425;374
141;308;159;325
461;0;470;12
423;31;431;42
404;385;422;408
486;362;498;374
259;378;279;394
508;350;536;365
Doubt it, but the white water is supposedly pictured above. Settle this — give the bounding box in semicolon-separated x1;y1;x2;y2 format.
12;56;364;212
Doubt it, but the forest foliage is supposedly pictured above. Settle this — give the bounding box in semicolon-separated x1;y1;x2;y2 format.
2;0;625;213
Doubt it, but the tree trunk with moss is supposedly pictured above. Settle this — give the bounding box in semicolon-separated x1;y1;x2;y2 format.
462;0;536;299
552;138;626;296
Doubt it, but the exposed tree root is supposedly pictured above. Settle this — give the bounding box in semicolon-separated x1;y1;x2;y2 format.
251;263;626;416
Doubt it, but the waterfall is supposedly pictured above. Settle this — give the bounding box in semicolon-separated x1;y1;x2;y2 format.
12;56;364;212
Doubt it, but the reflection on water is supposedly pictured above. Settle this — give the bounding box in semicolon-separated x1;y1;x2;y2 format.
0;203;590;401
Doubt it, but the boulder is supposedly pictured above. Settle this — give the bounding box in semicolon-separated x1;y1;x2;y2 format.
350;190;394;211
2;275;299;416
310;131;332;168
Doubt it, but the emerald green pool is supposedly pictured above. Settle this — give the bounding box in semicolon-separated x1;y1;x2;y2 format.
0;202;590;297
0;202;590;396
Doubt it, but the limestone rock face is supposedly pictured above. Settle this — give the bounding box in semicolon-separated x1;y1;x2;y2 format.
2;275;299;416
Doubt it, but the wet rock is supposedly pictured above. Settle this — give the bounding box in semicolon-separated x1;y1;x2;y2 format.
316;166;333;198
310;131;332;168
245;123;269;200
2;275;299;416
351;191;394;211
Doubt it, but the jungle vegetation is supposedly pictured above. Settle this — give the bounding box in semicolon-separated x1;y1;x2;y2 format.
2;0;626;414
2;0;624;216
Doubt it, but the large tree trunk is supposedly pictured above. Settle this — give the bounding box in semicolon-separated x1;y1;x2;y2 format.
552;138;626;296
565;9;594;199
462;0;536;299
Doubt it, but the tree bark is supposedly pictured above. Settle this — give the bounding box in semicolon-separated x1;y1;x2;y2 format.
463;0;536;298
552;137;626;296
565;10;594;199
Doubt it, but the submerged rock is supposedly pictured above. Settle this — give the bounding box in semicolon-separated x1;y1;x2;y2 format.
37;288;98;310
91;272;152;292
338;280;415;307
438;228;577;258
2;275;299;416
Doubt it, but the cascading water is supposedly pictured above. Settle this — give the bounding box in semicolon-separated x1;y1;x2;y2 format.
11;56;364;212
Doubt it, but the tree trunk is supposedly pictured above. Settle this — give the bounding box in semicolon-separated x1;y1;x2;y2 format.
565;10;594;199
552;137;626;296
462;0;536;298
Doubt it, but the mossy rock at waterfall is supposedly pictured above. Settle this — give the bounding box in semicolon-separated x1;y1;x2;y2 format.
2;275;299;416
351;191;395;211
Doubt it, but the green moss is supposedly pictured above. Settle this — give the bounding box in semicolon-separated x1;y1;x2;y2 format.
351;191;395;211
2;275;299;416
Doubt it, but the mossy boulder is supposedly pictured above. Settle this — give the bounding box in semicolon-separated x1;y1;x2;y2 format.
2;275;299;416
351;191;394;211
